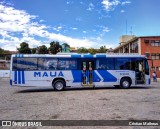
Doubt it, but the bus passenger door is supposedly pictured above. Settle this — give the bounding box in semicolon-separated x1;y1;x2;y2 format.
135;59;145;84
81;61;94;86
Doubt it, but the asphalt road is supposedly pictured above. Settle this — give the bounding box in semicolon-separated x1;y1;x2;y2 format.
0;78;160;129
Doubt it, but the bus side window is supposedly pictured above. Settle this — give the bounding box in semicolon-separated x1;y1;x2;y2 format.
96;59;107;70
130;58;136;70
58;59;77;70
115;58;131;70
106;58;115;70
38;58;46;70
14;58;37;70
46;59;58;70
145;59;149;75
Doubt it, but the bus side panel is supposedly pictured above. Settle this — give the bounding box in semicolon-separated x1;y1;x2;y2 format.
100;70;136;86
11;70;83;87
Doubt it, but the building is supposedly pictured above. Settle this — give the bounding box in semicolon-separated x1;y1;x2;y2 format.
106;48;114;53
61;43;70;53
114;35;160;78
70;47;77;53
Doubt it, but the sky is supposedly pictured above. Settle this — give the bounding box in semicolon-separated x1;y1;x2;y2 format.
0;0;160;51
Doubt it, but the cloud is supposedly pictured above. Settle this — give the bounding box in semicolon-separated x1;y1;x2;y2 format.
121;1;131;5
80;1;85;5
120;10;125;13
102;0;131;11
102;0;120;11
66;1;70;5
75;17;82;21
66;1;74;5
71;27;78;30
0;3;100;50
102;26;110;32
96;25;110;33
87;3;95;11
53;26;64;32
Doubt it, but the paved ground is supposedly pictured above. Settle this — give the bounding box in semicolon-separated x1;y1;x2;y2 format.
0;78;160;129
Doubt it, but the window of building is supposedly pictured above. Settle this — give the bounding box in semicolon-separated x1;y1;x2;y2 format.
120;48;123;53
151;54;160;60
156;54;160;60
151;40;160;46
144;39;149;43
156;66;160;71
130;42;138;53
124;45;129;53
151;54;156;60
151;66;155;71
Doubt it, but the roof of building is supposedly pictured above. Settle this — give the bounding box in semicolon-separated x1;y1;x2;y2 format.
114;36;160;51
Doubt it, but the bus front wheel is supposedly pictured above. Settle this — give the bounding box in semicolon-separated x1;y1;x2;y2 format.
120;78;131;89
53;80;65;91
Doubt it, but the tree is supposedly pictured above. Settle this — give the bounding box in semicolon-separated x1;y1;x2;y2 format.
98;46;106;53
77;47;88;53
37;45;48;54
0;47;4;55
88;48;97;54
48;41;62;54
17;42;31;54
31;48;37;54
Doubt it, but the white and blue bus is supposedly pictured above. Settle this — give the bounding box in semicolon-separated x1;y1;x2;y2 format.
10;53;150;90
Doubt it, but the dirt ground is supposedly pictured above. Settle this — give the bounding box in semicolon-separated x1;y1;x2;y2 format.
0;78;160;129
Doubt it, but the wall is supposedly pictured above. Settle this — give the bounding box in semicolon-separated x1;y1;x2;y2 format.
0;70;10;78
140;37;160;78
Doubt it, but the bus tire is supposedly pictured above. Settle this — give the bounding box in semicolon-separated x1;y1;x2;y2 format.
53;80;65;91
120;78;131;89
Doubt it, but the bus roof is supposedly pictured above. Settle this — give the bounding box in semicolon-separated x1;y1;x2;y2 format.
12;53;146;58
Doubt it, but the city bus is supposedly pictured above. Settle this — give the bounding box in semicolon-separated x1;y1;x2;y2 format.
10;53;150;90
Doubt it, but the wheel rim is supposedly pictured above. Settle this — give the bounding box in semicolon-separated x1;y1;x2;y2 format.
122;81;129;88
55;82;64;90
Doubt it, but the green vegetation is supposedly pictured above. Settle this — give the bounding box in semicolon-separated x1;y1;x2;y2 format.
5;41;108;54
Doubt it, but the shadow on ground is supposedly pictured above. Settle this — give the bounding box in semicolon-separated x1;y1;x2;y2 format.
16;86;151;93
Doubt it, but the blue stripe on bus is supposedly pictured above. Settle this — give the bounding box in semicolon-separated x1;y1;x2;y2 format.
93;71;101;82
18;71;21;84
20;54;23;57
22;71;25;84
71;54;81;58
14;71;17;84
71;70;81;82
10;80;12;85
96;55;106;58
83;54;93;58
97;70;117;82
148;78;151;85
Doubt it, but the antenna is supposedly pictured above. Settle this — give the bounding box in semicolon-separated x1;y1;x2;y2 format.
130;26;133;35
126;20;128;35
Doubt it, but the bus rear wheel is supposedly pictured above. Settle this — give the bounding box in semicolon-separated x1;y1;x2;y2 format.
120;78;131;89
53;80;65;91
